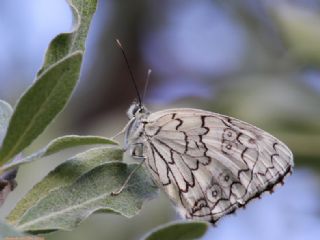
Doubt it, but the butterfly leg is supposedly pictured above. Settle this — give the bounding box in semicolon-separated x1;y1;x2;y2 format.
111;157;146;196
111;118;135;140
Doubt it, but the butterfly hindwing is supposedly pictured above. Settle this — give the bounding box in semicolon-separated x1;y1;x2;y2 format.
141;108;293;223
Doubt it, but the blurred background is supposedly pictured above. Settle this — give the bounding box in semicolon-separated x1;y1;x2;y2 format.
0;0;320;239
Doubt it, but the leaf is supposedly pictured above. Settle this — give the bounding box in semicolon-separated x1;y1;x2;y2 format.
1;135;118;172
0;100;15;207
37;0;98;76
142;221;209;240
0;100;13;145
7;147;123;225
0;220;27;238
43;135;117;156
0;53;81;166
14;162;158;232
0;0;98;165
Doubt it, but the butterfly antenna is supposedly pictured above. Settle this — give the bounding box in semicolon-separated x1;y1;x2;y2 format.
116;39;142;106
142;69;152;103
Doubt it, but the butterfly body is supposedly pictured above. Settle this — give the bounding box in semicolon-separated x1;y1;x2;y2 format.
125;103;294;223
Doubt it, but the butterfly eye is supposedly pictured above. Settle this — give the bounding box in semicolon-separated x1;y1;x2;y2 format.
127;103;141;119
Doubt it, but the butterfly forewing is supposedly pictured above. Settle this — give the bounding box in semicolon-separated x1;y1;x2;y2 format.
137;108;293;223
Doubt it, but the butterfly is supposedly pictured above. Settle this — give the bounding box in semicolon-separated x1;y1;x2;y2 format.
112;39;294;223
119;102;294;223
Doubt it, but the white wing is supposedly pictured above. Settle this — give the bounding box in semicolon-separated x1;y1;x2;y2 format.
141;108;293;223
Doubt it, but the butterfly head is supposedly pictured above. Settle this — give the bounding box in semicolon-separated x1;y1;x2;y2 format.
127;102;149;119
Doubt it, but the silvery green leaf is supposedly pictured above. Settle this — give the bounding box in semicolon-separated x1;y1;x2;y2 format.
14;162;158;232
7;147;123;225
0;0;98;165
1;135;117;172
142;221;209;240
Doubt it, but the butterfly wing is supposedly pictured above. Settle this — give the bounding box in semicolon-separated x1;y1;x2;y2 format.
141;108;293;223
